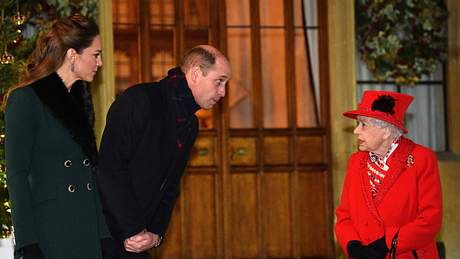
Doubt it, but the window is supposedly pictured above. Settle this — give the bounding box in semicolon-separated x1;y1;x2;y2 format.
356;59;447;151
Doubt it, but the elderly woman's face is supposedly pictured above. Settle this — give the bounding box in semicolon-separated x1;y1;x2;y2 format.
353;117;389;154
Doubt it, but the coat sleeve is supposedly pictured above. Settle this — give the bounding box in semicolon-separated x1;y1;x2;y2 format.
147;175;180;237
335;154;362;256
97;92;149;239
5;89;39;250
92;176;112;239
147;116;198;237
384;147;442;254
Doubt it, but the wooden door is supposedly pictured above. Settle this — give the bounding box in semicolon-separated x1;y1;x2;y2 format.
112;0;334;258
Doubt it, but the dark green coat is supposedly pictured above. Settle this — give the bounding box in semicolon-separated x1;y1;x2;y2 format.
5;73;110;259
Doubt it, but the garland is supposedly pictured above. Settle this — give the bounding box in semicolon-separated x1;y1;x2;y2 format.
356;0;448;85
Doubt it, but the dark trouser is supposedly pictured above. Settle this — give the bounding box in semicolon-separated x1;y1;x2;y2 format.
119;250;150;259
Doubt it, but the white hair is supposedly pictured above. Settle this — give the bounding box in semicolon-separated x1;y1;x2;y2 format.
357;115;403;140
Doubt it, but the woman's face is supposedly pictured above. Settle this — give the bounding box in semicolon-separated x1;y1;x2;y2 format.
74;35;102;82
353;116;389;155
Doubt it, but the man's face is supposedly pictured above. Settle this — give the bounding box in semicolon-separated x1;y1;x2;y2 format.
191;57;231;109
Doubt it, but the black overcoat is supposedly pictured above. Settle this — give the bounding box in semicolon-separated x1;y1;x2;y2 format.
97;70;199;244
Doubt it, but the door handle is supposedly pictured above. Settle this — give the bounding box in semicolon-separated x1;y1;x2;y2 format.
231;147;247;161
198;147;209;156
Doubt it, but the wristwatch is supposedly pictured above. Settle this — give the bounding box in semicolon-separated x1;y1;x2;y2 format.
154;235;164;248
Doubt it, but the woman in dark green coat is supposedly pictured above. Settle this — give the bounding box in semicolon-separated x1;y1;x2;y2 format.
5;14;112;259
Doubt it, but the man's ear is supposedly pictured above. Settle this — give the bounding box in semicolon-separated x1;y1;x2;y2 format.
190;66;201;83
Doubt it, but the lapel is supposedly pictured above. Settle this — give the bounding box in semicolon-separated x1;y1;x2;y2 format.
31;72;97;165
373;137;415;206
358;152;384;223
358;137;416;222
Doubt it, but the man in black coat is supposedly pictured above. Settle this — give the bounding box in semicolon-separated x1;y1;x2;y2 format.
97;45;231;258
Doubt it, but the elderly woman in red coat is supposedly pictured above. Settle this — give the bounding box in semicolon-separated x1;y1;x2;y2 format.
335;90;442;259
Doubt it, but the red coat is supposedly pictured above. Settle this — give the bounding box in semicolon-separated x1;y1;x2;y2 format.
335;137;442;258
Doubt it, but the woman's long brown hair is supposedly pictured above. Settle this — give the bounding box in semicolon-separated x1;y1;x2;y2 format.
3;13;99;106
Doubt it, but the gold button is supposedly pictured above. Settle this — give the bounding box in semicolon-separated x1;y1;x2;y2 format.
86;183;92;191
64;160;72;168
83;159;90;167
67;185;76;193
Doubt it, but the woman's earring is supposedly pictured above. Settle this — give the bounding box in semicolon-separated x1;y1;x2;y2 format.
70;62;75;72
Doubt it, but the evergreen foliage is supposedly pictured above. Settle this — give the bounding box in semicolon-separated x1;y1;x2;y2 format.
356;0;448;85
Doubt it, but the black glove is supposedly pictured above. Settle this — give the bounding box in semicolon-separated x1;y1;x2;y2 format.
347;240;367;258
367;236;388;259
101;238;121;259
347;238;388;259
20;243;45;259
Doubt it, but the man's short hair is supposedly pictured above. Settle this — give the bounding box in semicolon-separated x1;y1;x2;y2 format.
181;46;217;76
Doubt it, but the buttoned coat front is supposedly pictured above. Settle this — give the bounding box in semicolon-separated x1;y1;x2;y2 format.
5;73;110;259
335;137;442;259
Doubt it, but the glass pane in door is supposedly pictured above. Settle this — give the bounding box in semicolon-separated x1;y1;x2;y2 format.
227;28;254;128
259;0;285;26
226;0;250;26
294;0;317;27
295;28;319;127
184;28;213;129
113;0;138;25
114;33;140;95
184;0;209;26
150;28;175;82
293;0;320;127
261;29;288;128
113;0;140;95
185;29;209;50
150;0;175;25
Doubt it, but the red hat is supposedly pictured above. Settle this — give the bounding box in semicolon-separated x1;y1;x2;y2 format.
343;90;413;133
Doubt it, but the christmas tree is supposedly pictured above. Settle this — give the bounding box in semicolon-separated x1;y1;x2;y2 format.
0;0;98;238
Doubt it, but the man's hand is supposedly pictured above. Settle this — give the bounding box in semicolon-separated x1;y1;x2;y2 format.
124;229;162;253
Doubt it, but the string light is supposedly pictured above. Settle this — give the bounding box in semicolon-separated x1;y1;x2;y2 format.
0;9;14;64
12;0;25;26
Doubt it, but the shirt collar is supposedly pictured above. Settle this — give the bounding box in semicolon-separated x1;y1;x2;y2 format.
369;137;401;170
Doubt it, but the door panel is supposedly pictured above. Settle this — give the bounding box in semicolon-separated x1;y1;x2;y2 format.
151;207;182;258
263;172;293;257
112;0;333;258
263;136;290;165
184;174;217;258
188;136;215;167
229;137;257;166
230;173;259;257
297;135;325;164
298;171;331;257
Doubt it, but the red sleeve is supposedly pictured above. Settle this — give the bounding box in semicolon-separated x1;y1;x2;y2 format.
335;154;362;256
385;147;442;254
